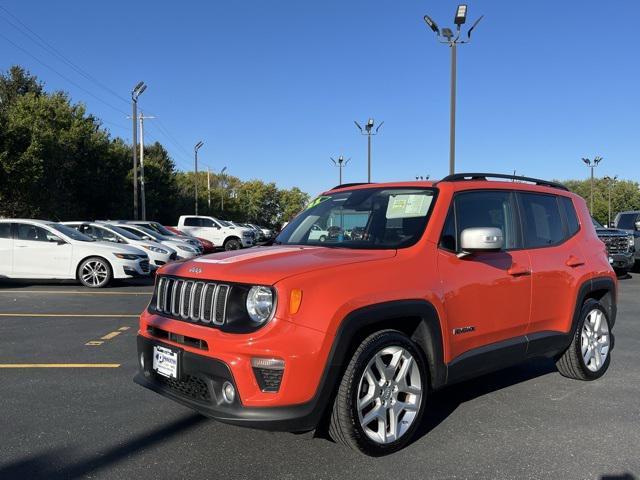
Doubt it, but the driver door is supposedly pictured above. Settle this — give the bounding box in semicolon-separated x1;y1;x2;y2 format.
12;223;73;277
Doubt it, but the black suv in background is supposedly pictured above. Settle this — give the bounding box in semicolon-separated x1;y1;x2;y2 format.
593;218;634;275
612;211;640;269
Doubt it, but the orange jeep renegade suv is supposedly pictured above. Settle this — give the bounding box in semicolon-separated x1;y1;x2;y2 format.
135;173;616;456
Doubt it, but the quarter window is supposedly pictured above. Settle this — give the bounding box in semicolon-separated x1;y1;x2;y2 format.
183;217;200;227
519;193;565;248
559;196;580;236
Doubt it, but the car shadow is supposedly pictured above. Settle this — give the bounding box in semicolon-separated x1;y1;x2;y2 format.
0;413;205;479
0;277;155;289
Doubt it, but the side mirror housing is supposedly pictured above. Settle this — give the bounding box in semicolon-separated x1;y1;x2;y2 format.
459;227;504;257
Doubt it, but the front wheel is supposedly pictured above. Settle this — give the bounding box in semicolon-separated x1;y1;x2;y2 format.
77;257;112;288
556;299;612;380
328;330;427;456
223;238;242;251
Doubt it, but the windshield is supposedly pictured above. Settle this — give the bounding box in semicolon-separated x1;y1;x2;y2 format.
108;224;142;240
218;220;231;227
146;222;176;236
122;225;161;240
50;223;94;242
275;187;436;249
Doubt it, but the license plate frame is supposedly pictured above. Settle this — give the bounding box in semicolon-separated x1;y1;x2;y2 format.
152;344;181;380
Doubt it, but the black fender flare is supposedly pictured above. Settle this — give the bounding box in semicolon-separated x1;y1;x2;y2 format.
571;276;617;334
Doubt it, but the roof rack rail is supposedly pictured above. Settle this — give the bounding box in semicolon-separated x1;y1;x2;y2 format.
437;173;568;191
330;182;372;191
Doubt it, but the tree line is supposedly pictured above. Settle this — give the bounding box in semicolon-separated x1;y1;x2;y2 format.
0;66;309;228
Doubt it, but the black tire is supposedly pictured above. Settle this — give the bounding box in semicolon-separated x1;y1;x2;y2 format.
328;330;428;456
77;257;112;288
223;238;242;251
556;299;612;380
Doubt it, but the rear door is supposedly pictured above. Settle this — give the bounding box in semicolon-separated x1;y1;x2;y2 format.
518;192;585;337
0;223;13;276
437;190;532;361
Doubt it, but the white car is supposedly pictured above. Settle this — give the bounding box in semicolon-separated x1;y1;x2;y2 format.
63;222;176;271
112;224;199;259
308;224;329;242
124;221;203;253
177;215;254;250
0;219;150;288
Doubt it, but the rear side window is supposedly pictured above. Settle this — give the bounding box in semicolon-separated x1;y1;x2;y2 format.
16;224;53;242
0;223;11;239
440;190;520;251
519;193;564;248
617;213;638;230
183;217;200;227
559;196;580;236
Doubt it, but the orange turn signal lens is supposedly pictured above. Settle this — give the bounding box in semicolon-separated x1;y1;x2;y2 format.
289;289;303;314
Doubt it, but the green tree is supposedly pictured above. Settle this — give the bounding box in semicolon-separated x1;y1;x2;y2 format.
563;178;640;226
278;187;309;226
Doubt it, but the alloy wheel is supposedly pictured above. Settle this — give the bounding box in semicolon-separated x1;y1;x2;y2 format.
81;260;108;287
580;308;610;372
356;346;423;444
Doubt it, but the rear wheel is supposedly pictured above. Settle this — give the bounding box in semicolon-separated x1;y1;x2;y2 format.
223;238;242;251
328;330;427;456
556;299;612;380
77;257;112;288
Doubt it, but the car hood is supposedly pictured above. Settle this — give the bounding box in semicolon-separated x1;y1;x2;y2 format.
159;245;397;284
595;228;630;237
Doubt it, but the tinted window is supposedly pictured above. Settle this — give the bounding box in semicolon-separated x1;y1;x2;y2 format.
201;218;215;227
439;207;456;251
183;217;200;227
452;191;520;250
17;224;55;242
617;213;638;230
559;196;580;236
519;193;564;248
0;223;11;239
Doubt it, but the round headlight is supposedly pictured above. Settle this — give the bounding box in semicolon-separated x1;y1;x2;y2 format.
246;286;274;324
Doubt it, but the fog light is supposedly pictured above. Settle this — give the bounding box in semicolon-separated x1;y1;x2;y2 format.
222;381;235;404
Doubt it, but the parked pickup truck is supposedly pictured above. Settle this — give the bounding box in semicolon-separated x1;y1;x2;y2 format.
177;215;255;250
592;218;634;275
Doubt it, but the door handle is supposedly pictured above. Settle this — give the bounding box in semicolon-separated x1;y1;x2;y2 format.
566;256;585;268
507;265;531;276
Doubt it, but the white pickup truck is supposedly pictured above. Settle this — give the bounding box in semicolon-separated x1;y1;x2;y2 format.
176;215;255;250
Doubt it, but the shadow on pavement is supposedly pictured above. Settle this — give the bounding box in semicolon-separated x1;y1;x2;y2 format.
0;414;205;480
0;276;155;289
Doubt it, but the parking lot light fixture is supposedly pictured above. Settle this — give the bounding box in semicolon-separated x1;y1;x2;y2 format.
330;156;351;185
131;81;147;220
582;156;603;214
194;141;204;215
354;118;383;182
423;6;483;175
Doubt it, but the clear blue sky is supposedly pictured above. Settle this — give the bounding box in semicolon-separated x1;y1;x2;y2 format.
0;0;638;196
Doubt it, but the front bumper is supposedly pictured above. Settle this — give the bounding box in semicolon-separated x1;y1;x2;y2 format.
116;259;150;278
608;252;634;271
241;237;254;247
134;335;323;431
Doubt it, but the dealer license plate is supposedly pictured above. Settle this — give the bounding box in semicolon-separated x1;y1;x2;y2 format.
153;345;179;379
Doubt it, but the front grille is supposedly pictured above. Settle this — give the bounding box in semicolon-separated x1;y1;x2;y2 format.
169;252;177;260
600;235;631;254
157;374;211;402
154;276;230;325
140;261;150;273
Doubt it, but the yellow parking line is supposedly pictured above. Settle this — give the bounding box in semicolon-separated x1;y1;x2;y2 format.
0;290;150;295
0;314;139;318
0;364;120;368
101;331;122;340
118;326;130;331
85;341;104;346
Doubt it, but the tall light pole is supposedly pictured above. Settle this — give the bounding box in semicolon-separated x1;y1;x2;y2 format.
423;5;483;175
582;156;603;214
354;119;383;182
604;175;618;226
137;111;154;221
131;81;147;219
220;166;227;211
194;141;204;215
330;156;351;185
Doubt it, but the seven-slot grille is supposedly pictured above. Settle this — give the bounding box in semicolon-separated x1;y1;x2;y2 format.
600;235;631;254
154;277;230;325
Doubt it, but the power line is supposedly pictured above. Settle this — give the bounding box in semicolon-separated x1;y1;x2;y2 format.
0;31;129;116
0;5;129;106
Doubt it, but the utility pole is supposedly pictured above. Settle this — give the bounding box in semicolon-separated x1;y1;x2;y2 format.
207;166;211;210
423;6;483;175
604;175;618;226
194;141;204;215
354;119;383;182
138;111;155;221
582;156;603;214
220;166;227;211
330;156;351;185
131;81;147;219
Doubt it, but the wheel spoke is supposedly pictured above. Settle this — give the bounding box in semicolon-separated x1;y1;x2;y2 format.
394;355;412;383
361;404;383;427
374;355;387;383
583;347;594;364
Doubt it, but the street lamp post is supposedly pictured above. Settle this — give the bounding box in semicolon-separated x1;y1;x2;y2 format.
131;81;147;220
604;175;618;226
582;156;603;214
330;156;351;185
194;141;204;215
220;166;227;211
354;119;383;182
423;5;483;175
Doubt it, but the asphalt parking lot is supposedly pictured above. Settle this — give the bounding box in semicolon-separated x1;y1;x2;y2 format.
0;276;638;480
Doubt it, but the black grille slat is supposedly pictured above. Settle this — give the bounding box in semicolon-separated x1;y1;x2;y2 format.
157;374;211;402
151;276;231;328
600;235;630;254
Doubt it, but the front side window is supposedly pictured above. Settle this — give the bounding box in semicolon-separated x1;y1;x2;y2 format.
441;190;520;252
518;193;565;248
276;188;436;249
616;213;638;230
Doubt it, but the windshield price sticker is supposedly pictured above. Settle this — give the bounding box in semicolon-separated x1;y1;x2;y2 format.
386;194;432;219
